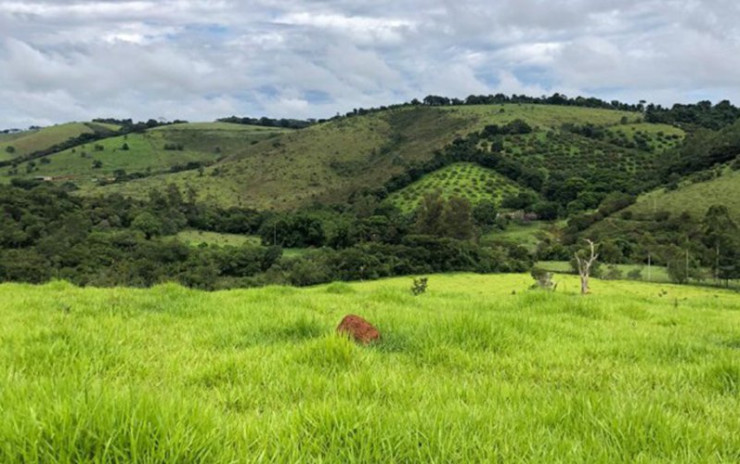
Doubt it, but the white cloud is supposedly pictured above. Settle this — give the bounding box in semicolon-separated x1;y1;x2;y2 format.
2;0;740;128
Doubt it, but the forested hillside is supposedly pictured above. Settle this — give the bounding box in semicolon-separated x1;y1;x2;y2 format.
1;95;739;288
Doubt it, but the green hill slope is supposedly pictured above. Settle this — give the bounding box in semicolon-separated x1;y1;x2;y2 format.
2;104;686;213
438;103;637;129
3;123;290;187
0;123;105;161
82;104;663;210
85;107;478;209
629;167;740;221
387;162;536;212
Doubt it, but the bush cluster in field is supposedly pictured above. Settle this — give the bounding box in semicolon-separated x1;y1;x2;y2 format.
0;274;738;462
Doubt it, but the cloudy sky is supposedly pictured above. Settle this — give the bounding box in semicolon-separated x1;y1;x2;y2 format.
1;0;739;128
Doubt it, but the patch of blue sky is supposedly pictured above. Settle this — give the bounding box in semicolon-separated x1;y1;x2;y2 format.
303;90;332;104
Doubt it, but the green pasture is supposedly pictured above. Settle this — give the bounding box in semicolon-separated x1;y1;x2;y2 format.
2;132;215;184
0;274;738;462
174;230;261;247
152;122;289;133
537;261;673;283
630;168;740;222
4;123;289;187
483;221;558;251
441;104;639;131
0;123;96;160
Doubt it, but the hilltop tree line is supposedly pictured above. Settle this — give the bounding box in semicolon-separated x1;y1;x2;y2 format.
336;94;740;131
216;116;314;129
216;93;740;132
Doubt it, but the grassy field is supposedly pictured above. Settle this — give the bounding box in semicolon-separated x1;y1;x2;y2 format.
630;167;740;221
1;274;738;462
3;123;290;187
0;123;98;161
386;162;536;212
537;261;673;283
151;122;287;132
173;230;314;257
175;230;260;247
482;221;562;252
439;104;639;131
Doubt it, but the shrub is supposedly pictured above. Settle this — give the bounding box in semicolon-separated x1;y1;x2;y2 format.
626;268;643;280
530;268;556;291
603;265;623;280
411;277;428;295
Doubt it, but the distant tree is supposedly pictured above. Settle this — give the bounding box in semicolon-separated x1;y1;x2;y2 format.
531;201;559;220
92;160;103;169
598;239;623;264
414;191;445;236
5;146;15;154
702;205;739;282
132;211;162;240
472;200;498;226
602;265;623;280
440;196;476;240
626;268;643;280
501;191;538;210
121;143;130;151
664;245;701;284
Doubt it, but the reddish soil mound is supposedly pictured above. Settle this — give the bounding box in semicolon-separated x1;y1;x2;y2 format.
336;314;380;345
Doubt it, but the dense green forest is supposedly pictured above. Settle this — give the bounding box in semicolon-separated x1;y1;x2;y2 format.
2;95;739;289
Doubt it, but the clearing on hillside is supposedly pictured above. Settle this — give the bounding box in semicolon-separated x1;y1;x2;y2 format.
628;167;740;221
3;122;291;187
0;123;102;161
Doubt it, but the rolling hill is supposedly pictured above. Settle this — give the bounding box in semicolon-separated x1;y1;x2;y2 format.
0;104;703;223
82;107;480;209
0;122;114;161
2;122;290;187
70;104;674;211
629;166;740;221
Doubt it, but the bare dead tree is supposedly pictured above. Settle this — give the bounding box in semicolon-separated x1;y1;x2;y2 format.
575;239;599;295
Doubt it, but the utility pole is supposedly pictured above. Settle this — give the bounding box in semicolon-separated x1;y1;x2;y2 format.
648;252;652;282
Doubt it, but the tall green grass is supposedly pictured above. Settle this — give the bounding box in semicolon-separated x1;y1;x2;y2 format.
0;275;738;462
